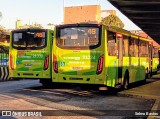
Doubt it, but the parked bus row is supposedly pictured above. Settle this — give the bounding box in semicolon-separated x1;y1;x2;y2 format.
9;24;160;89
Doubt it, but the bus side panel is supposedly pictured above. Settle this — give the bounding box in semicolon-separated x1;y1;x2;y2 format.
106;28;118;87
129;57;146;83
152;58;159;73
139;57;149;79
129;57;139;83
105;56;118;87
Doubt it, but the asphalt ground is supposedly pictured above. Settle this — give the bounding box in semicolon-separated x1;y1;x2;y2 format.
118;71;160;119
0;72;160;119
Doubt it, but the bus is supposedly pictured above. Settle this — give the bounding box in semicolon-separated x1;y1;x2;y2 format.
9;28;53;84
151;46;160;74
52;23;152;89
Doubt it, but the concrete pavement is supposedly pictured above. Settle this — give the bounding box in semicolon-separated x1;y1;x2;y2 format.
118;72;160;119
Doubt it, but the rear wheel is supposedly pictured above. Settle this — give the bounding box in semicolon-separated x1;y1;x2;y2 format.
123;71;129;90
40;79;52;87
145;68;150;79
12;78;21;81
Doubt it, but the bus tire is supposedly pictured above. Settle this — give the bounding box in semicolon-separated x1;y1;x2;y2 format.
123;71;129;90
149;71;152;77
145;68;150;79
40;79;52;87
145;68;148;79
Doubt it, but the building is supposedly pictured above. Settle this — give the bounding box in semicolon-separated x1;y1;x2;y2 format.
64;5;101;24
64;5;117;24
16;20;22;29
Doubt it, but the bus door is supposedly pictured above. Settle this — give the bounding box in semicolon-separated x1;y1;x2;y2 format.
116;33;123;84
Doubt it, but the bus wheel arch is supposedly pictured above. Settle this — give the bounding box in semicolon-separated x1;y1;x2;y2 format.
123;70;129;90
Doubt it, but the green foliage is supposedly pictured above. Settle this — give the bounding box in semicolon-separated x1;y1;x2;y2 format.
101;15;124;28
29;23;43;28
0;25;7;39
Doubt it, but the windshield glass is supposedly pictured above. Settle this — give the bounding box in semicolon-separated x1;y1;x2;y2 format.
57;27;100;49
12;30;46;50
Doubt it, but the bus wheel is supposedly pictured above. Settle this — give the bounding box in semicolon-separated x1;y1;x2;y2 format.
145;68;150;79
123;71;129;90
12;78;21;81
40;79;52;87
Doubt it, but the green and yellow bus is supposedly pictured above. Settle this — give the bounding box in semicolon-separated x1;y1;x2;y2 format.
9;28;53;84
52;23;152;89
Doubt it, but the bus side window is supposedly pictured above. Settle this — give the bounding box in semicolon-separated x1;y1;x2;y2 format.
139;40;142;57
153;47;158;58
107;31;117;56
129;38;134;57
134;39;139;57
140;40;145;57
123;36;129;56
139;41;149;57
145;42;149;57
139;40;145;57
129;38;138;57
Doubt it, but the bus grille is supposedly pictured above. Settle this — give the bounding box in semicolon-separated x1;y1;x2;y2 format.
69;77;83;80
23;73;33;76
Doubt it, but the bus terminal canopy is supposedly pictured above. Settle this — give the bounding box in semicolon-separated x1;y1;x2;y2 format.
108;0;160;44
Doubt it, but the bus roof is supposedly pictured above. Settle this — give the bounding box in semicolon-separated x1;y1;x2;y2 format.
56;23;102;28
106;26;131;37
106;25;152;42
138;36;152;42
11;28;50;32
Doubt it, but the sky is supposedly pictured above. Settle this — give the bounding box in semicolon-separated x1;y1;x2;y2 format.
0;0;141;30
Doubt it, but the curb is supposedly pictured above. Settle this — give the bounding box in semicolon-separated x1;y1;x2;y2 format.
118;92;160;119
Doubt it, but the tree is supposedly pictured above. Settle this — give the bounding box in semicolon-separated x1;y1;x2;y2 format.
101;15;124;28
24;23;43;29
0;25;6;39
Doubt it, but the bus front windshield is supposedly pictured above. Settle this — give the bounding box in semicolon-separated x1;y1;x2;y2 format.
57;27;100;49
12;30;46;50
